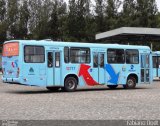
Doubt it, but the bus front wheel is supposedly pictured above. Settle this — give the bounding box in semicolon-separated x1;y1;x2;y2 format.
124;77;136;89
64;77;77;92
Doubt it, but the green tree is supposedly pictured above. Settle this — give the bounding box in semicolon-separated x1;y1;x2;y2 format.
7;0;19;39
56;1;67;41
67;0;91;41
67;0;79;41
95;0;106;33
105;0;121;30
157;12;160;28
121;0;136;27
0;0;7;42
84;0;96;42
135;0;158;27
16;0;30;39
48;0;67;41
28;0;47;39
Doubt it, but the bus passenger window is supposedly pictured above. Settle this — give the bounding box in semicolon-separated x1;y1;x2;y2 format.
146;55;149;68
152;56;157;68
158;57;160;68
64;47;69;63
100;54;104;68
55;52;60;67
48;52;53;67
93;53;98;68
70;48;90;63
126;49;139;64
107;49;124;64
24;46;45;63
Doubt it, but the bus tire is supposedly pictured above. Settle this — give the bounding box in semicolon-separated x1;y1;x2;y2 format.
64;77;77;92
46;87;60;91
124;76;136;89
107;85;118;89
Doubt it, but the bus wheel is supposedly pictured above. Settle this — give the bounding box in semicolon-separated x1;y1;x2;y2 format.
107;85;118;89
46;87;60;91
64;77;77;92
124;77;136;89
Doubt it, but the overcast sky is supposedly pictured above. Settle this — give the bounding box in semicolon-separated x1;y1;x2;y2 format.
65;0;160;11
157;0;160;10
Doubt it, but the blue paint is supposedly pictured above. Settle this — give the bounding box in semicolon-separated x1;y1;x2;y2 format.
29;67;34;73
14;60;18;67
105;64;120;84
131;65;134;70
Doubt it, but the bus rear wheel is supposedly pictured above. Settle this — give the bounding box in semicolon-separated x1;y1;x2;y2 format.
124;77;136;89
107;85;118;89
64;77;77;92
46;87;60;91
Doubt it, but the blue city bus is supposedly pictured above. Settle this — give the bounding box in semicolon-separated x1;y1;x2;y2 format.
2;40;153;91
152;51;160;79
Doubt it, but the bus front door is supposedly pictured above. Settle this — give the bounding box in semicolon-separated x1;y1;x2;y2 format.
153;56;160;78
47;51;61;86
141;54;150;83
93;52;105;84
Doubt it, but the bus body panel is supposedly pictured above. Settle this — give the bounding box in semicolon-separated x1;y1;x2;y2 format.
2;40;153;88
152;51;160;79
2;42;20;83
2;56;19;79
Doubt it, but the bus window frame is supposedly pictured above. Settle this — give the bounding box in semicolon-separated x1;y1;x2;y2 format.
64;47;70;63
107;48;125;64
125;49;139;64
24;45;45;63
70;47;91;64
55;52;60;68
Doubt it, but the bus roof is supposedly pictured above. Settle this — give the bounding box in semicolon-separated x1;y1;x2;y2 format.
4;40;151;50
152;51;160;55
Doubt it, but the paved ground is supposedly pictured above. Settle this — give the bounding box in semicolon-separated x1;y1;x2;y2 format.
0;79;160;120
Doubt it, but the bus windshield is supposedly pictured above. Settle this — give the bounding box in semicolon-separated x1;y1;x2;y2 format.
2;42;19;57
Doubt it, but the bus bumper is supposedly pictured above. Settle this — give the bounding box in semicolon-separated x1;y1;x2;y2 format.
2;77;20;84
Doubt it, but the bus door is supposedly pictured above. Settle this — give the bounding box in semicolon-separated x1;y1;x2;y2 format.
93;52;105;84
141;54;150;83
47;51;61;86
158;57;160;77
153;56;160;78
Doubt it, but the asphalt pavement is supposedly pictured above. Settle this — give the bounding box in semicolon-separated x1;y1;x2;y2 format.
0;79;160;120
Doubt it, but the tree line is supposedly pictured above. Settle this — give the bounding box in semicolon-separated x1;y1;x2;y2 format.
0;0;160;44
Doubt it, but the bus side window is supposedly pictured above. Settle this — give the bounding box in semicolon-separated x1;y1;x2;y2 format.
100;54;104;68
64;47;69;63
55;52;60;67
152;56;157;68
93;53;98;68
158;57;160;68
48;52;53;68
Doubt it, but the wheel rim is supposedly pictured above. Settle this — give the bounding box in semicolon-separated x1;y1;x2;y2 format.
67;80;75;89
127;79;134;87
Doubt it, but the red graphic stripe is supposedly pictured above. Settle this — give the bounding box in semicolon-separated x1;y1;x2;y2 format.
78;64;99;86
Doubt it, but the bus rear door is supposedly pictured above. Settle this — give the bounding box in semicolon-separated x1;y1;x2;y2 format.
92;52;105;84
47;51;61;86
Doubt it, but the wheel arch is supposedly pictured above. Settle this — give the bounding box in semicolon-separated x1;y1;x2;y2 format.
64;74;79;85
127;73;138;84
